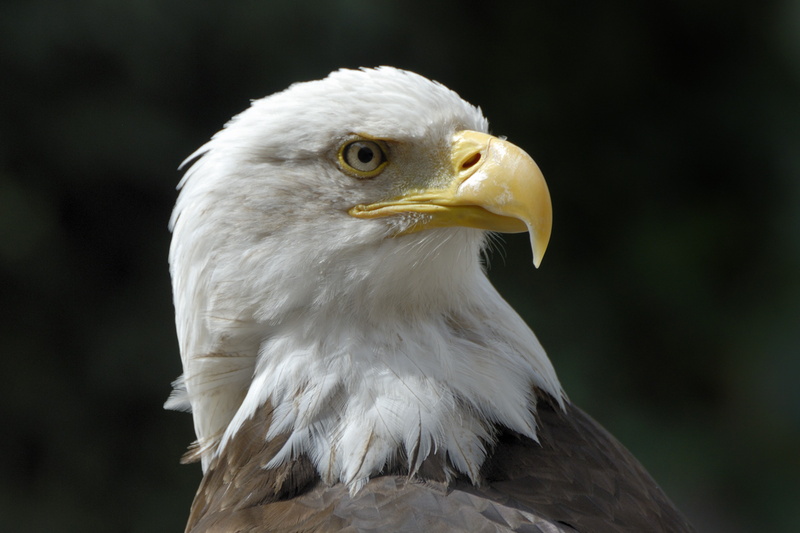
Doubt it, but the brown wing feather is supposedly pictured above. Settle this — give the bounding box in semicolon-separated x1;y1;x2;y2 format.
462;393;695;532
186;401;319;533
185;394;694;533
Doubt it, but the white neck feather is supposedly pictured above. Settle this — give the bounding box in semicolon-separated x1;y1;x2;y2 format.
209;229;563;491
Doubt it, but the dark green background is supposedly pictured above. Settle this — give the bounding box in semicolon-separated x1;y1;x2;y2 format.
2;1;798;531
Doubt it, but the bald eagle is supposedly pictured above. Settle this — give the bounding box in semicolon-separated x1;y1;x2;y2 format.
167;67;694;532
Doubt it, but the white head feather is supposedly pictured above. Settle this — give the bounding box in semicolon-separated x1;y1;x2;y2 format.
167;67;563;488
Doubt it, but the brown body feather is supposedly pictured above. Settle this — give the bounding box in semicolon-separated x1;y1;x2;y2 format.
185;394;694;533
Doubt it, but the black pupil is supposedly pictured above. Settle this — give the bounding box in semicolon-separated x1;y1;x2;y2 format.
357;145;374;164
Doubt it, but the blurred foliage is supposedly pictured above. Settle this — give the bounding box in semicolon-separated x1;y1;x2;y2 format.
1;1;798;531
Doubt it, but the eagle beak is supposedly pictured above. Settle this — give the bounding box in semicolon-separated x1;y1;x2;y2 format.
349;130;552;267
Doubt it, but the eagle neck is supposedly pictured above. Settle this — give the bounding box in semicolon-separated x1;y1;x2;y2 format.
219;236;563;491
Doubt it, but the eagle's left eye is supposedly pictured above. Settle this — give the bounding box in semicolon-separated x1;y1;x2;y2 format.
339;140;388;177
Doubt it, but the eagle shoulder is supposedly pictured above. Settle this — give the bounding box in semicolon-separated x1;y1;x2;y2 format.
185;393;694;533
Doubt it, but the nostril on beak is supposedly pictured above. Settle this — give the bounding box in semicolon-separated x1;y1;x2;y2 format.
461;152;481;170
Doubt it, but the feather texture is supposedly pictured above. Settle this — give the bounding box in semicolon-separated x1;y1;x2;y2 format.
168;68;560;480
168;67;693;532
186;394;693;533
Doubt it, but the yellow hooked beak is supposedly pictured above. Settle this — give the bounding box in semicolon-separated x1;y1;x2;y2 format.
348;130;552;267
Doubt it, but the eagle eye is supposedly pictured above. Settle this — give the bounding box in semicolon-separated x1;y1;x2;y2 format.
339;140;388;177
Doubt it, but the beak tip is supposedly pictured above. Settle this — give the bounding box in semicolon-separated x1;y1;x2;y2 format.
532;252;543;269
528;225;549;269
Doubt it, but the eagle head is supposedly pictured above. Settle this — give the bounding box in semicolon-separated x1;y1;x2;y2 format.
168;67;561;489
